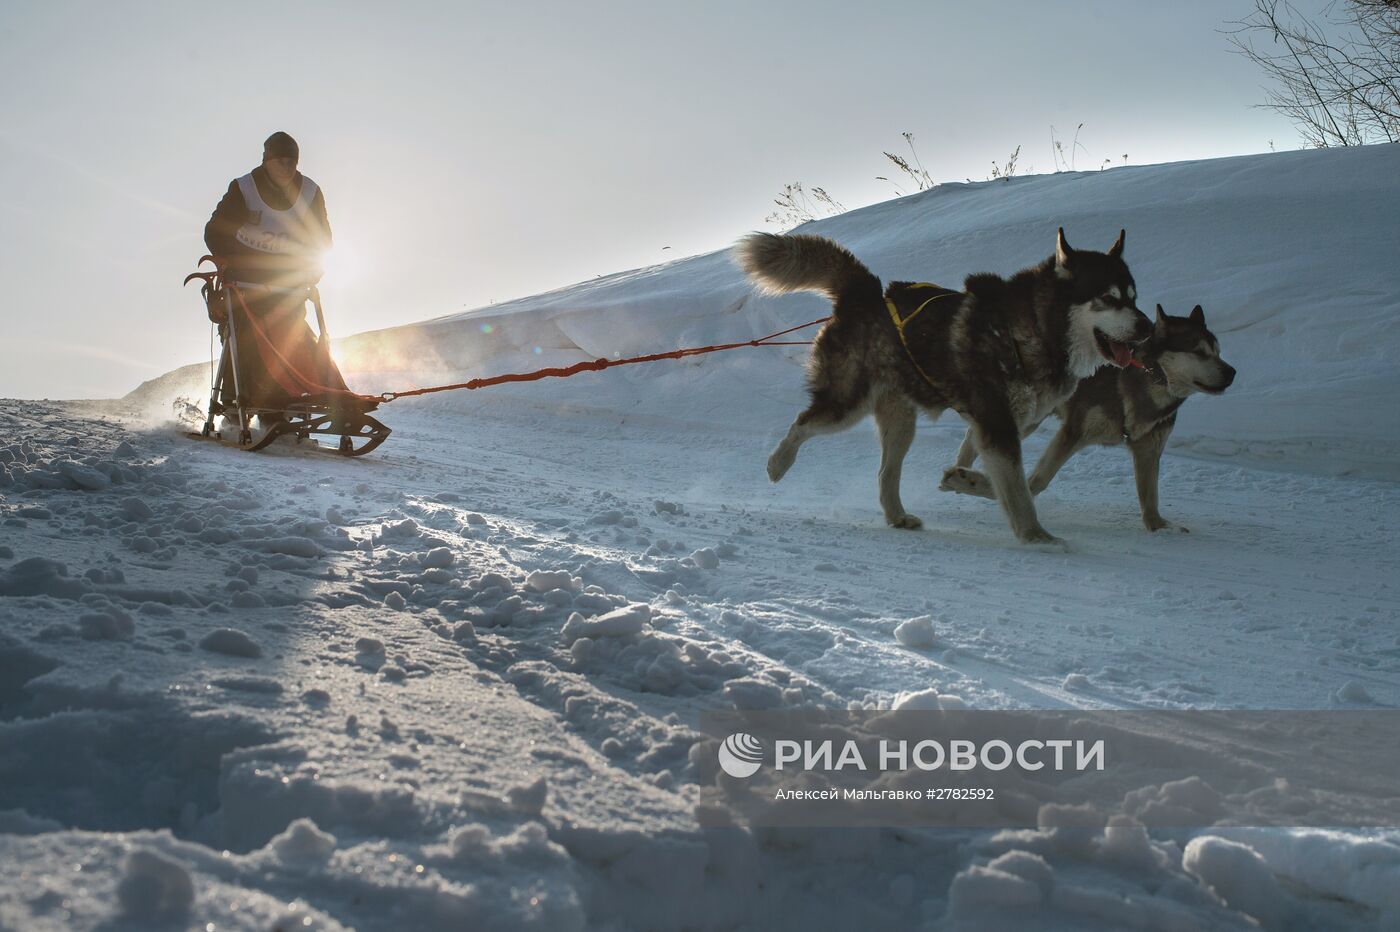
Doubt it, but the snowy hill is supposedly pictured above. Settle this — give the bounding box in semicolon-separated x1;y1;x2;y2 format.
5;144;1399;930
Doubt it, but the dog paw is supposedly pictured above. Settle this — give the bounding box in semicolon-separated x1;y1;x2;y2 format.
1020;527;1070;550
939;467;996;499
1144;515;1189;533
887;513;924;530
767;447;795;482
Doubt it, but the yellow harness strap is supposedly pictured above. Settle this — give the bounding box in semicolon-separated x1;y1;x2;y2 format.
885;283;960;390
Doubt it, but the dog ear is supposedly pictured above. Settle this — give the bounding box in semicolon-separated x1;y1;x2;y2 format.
1108;229;1125;259
1155;304;1169;333
1189;304;1205;326
1055;227;1074;276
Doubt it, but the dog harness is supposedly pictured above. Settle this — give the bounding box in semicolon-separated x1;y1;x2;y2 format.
885;282;962;389
1124;395;1187;443
1122;341;1186;442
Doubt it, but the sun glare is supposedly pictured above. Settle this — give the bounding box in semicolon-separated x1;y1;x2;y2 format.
319;242;360;286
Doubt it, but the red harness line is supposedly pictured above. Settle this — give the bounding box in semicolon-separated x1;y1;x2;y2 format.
207;264;829;405
377;316;830;402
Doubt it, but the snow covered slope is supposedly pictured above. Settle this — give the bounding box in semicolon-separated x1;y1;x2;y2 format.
365;143;1399;479
4;144;1398;929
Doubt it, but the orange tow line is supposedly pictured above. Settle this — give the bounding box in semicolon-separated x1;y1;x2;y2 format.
378;316;829;403
187;256;829;405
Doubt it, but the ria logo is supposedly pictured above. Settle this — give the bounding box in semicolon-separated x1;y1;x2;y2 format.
718;733;765;778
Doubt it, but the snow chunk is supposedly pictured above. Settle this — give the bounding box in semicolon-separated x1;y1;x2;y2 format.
890;688;963;711
270;817;338;865
688;548;719;570
948;864;1044;919
472;572;515;594
1215;828;1400;916
490;595;525;625
448;823;493;859
116;848;194;920
79;609;135;641
384;590;407;610
421;546;455;569
541;588;574;607
987;850;1055;898
526;569;574;592
58;460;111;491
378;517;421;540
723;677;784;710
1038;802;1106;833
257;537;320;558
1123;776;1225;826
891;689;942;711
120;497;154;522
570;592;617;615
211;675;282;695
198;627;264;658
1097;815;1163;870
450;821;564;865
506;775;548;816
84;566;124;584
1183;835;1291;926
894;615;937;649
301;688;332;706
560;604;650;644
0;557;90;600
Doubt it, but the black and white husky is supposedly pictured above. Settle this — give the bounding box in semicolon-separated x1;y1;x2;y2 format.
735;229;1151;545
939;304;1235;532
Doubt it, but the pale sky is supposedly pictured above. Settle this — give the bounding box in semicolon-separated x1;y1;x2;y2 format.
0;0;1314;399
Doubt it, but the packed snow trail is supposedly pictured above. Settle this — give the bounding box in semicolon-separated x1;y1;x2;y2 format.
2;392;1397;929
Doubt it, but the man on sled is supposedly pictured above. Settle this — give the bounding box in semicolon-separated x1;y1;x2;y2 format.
197;131;388;455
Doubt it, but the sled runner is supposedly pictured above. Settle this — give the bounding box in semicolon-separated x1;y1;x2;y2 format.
184;256;390;457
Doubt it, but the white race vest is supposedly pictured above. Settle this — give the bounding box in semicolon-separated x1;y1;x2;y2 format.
233;172;322;256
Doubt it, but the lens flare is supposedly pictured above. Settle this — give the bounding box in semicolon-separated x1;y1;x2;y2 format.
319;242;360;286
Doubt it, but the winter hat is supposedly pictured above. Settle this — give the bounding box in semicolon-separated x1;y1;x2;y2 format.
262;131;299;162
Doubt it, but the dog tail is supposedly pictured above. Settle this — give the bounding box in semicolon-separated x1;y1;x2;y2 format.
733;233;882;315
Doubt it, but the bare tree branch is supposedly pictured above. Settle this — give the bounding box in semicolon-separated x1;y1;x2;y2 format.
1224;0;1400;146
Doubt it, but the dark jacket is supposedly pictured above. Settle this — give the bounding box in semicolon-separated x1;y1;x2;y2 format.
204;165;332;284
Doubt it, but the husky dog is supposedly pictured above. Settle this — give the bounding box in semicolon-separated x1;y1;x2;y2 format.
734;229;1151;545
939;304;1235;532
